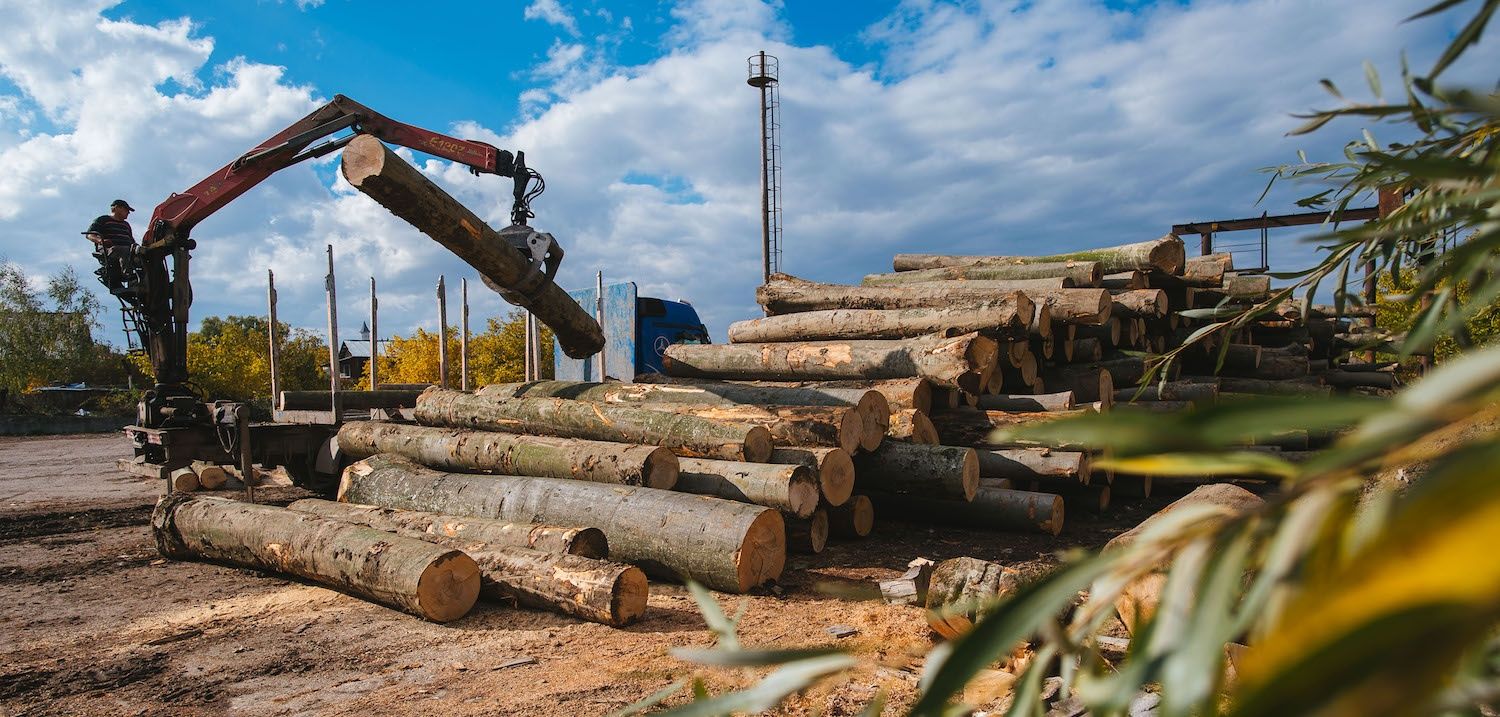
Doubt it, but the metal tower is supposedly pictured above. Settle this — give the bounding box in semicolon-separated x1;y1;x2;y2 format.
747;51;782;283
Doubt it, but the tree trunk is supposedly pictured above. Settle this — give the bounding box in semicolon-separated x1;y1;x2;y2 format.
726;299;1031;343
894;236;1184;275
281;390;424;411
1071;337;1104;363
1040;365;1114;403
285;498;608;558
1223;353;1308;380
888;409;940;444
975;448;1089;483
1211;376;1332;397
340;135;603;358
154;494;480;622
413;388;772;462
674;458;820;517
1024;482;1110;514
171;467;199;493
1075;318;1122;348
1101;271;1147;290
770;447;855;507
924;557;1022;639
336;421;679;489
1111;289;1169;318
975;391;1075;412
785;509;829;554
826;494;874;538
871;487;1064;535
663;332;998;394
339;455;785;593
1022;289;1112;325
191;461;228;490
863;261;1102;288
634;376;931;416
930;409;1085;447
1113;381;1219;404
852;443;978;501
756;274;1050;314
285;499;643;626
632;403;865;455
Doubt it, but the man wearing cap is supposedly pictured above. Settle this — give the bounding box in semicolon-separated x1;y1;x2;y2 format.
84;199;137;292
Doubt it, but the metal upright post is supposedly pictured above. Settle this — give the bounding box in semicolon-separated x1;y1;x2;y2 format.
324;246;341;421
369;277;379;390
267;269;281;405
524;312;535;381
437;276;449;389
460;278;470;391
595;271;606;381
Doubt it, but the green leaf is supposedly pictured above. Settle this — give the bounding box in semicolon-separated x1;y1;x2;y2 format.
655;653;859;717
1363;60;1382;99
670;647;846;667
607;679;690;717
1097;451;1298;480
1424;0;1497;79
685;580;740;651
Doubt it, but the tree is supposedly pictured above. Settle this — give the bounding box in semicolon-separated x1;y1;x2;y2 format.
127;315;327;401
362;310;553;388
0;260;131;394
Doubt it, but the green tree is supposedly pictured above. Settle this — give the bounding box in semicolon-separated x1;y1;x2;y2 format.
127;315;327;401
0;260;131;394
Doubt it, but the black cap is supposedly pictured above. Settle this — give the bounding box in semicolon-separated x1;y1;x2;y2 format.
111;199;134;211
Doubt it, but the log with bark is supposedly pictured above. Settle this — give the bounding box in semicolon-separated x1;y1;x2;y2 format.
1039;365;1114;404
1222;352;1308;380
785;509;829;554
154;494;480;622
341;135;603;358
863;261;1102;287
631;403;864;455
663;332;998;394
675;458;821;517
1111;289;1169;318
1075;318;1122;347
879;557;934;605
1101;270;1148;290
770;447;855;507
757;274;1047;315
287;499;607;557
827;494;874;538
924;557;1022;639
637;376;932;416
339;455;785;593
413;388;772;462
191;461;228;490
930;409;1085;448
617;376;895;446
852;442;979;501
1211;376;1333;397
888;409;940;444
975;391;1075;412
336;421;679;489
280;389;425;411
870;487;1064;536
1071;337;1104;363
286;499;643;626
1023;289;1112;325
170;467;199;493
1111;381;1219;404
1026;483;1110;514
1321;370;1399;390
892;236;1185;275
976;448;1089;483
725;300;1031;343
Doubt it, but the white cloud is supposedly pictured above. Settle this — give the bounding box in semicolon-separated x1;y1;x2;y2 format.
524;0;580;36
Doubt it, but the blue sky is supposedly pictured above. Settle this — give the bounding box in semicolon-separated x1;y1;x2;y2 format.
0;0;1494;351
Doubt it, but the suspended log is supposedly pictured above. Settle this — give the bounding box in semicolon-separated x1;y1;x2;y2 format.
280;389;424;411
1040;365;1114;403
726;300;1031;343
892;236;1184;275
785;509;829;554
413;389;772;462
1111;289;1169;318
770;447;855;507
852;443;979;501
675;458;820;517
286;499;608;558
190;461;228;490
975;448;1089;483
631;403;863;455
341;134;603;358
286;499;642;626
336;421;678;489
663;332;998;394
339;455;784;593
864;262;1102;288
880;557;934;605
1112;381;1219;404
975;391;1075;412
827;495;874;538
154;494;480;622
889;409;940;444
922;557;1022;639
1106;484;1263;634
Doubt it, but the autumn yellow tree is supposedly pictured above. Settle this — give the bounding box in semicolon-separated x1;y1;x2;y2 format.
363;310;553;388
128;315;327;401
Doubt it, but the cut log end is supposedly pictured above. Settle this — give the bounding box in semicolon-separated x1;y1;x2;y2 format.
743;426;774;463
838;410;865;455
643;446;682;490
829;494;874;538
734;509;787;592
856;391;891;452
786;509;830;554
819;449;856;507
416;551;484;623
564;527;611;559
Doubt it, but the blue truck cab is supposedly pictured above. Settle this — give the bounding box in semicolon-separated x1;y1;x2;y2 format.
555;282;710;381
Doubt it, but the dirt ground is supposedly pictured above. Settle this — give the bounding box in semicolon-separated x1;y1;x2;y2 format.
0;434;1170;716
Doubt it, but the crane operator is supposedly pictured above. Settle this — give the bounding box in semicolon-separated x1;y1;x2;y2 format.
83;199;136;293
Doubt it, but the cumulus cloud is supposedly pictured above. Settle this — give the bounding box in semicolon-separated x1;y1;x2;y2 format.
524;0;580;36
1;0;1496;360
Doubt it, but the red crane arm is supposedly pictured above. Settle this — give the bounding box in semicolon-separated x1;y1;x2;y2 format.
143;94;518;248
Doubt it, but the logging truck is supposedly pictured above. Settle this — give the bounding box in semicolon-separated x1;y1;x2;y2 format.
102;95;599;492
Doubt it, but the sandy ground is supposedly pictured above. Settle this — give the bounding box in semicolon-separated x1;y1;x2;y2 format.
0;434;1168;716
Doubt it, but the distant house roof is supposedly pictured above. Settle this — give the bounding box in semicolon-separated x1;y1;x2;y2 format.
339;339;391;359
